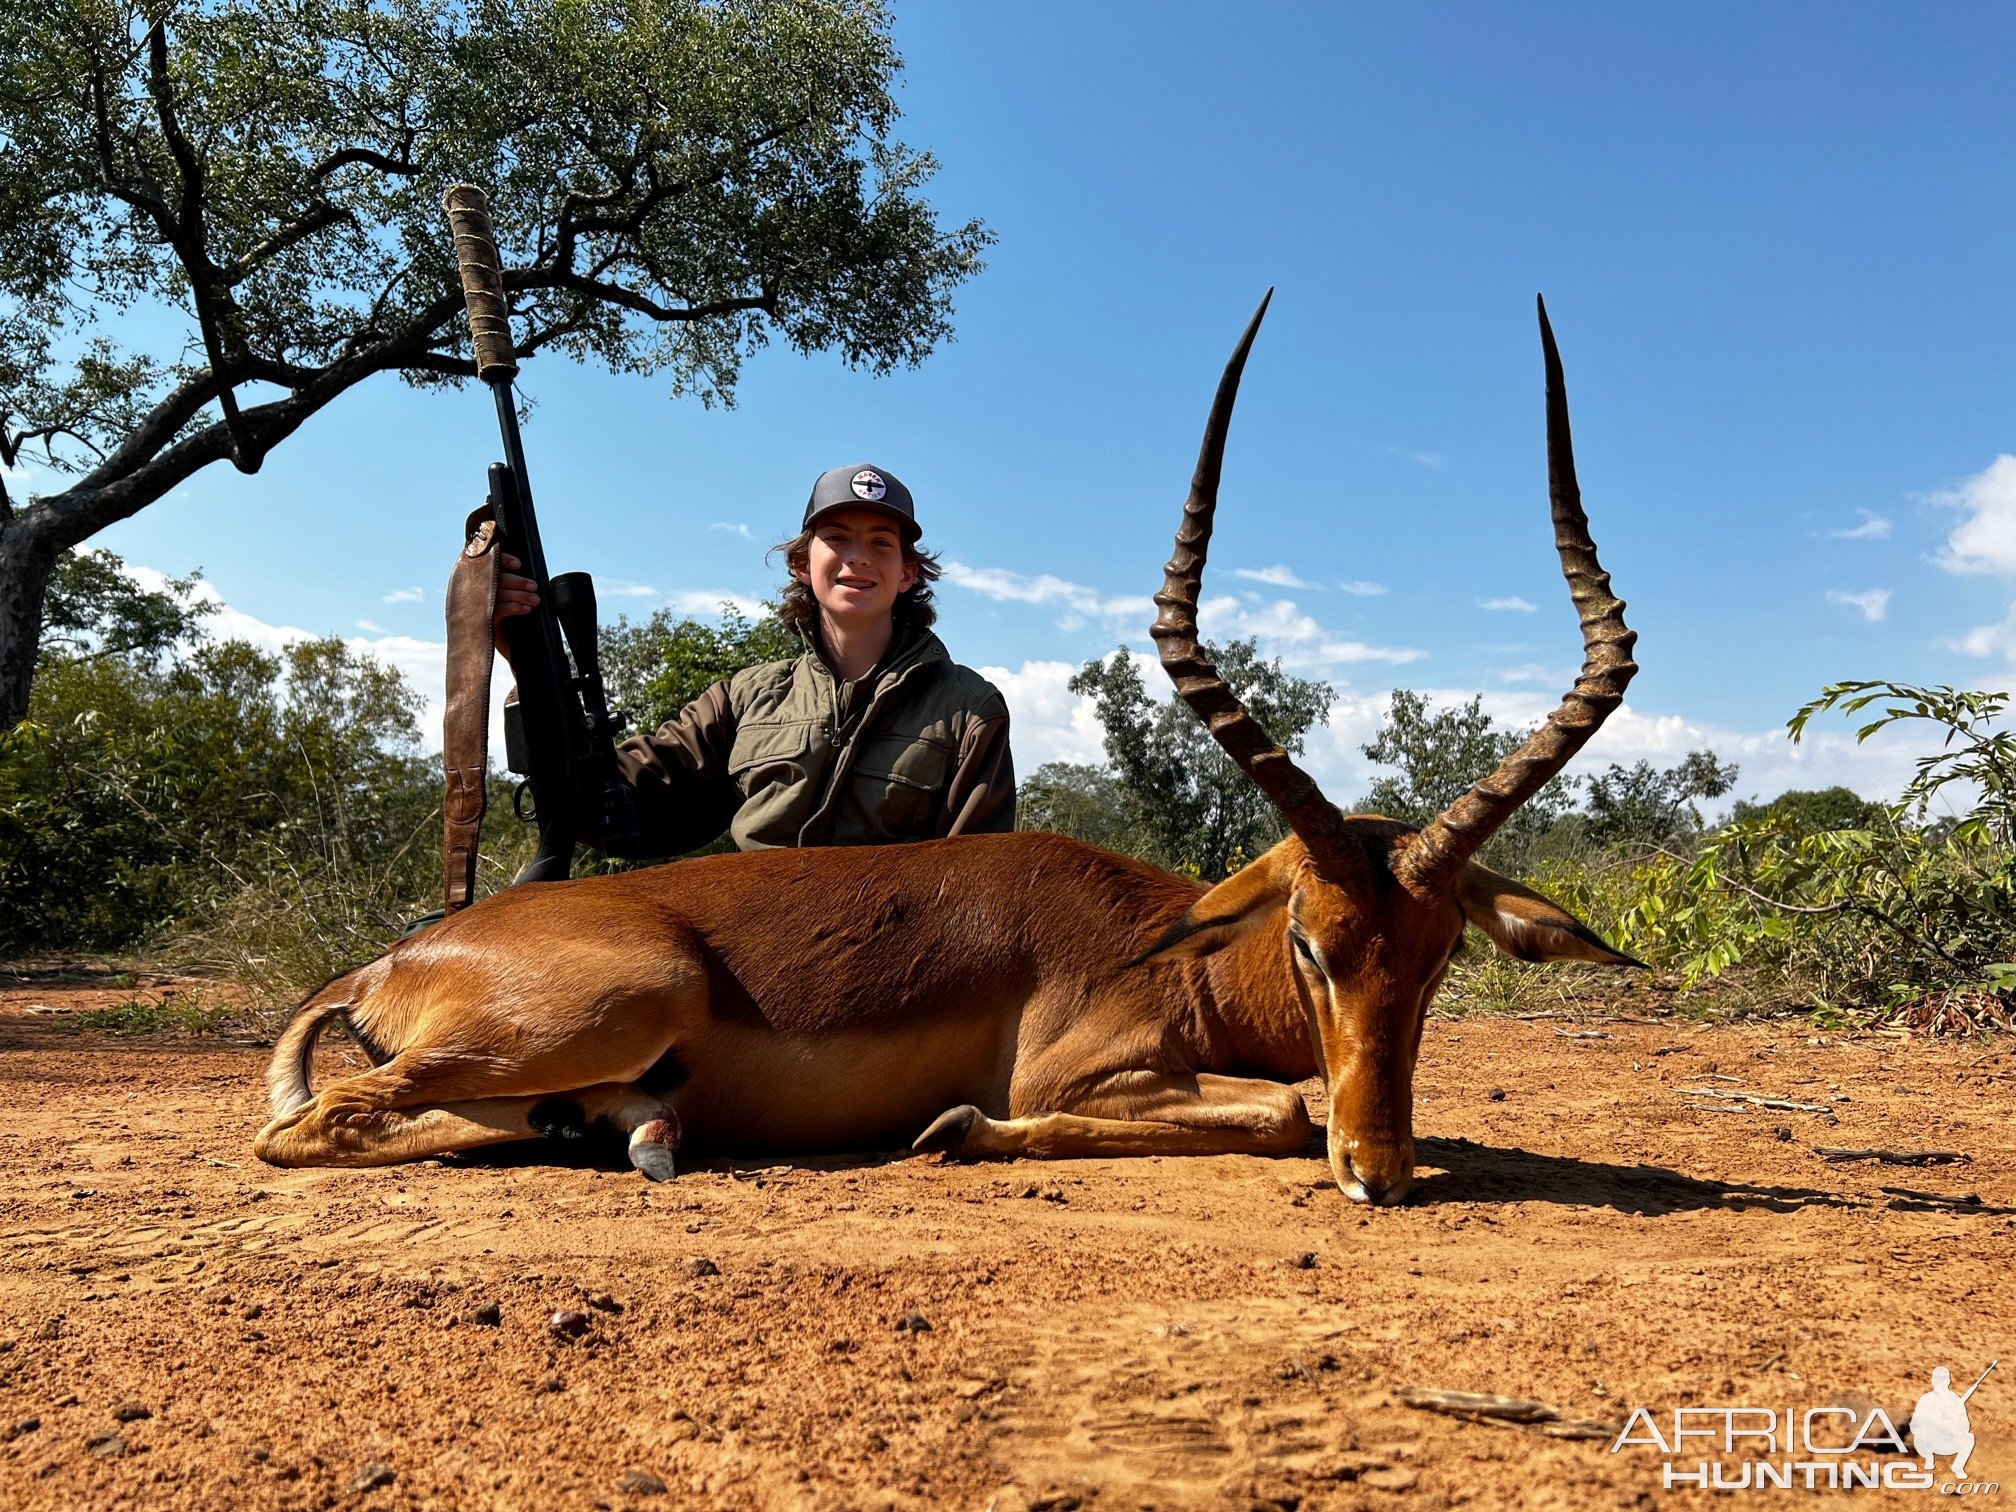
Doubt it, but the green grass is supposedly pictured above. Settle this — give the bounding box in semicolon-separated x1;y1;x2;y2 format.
69;993;234;1036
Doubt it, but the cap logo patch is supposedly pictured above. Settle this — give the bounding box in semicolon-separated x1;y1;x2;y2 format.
850;469;888;502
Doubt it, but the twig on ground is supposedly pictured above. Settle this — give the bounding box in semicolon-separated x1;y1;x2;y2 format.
1396;1386;1620;1442
1677;1088;1829;1112
1814;1147;1970;1167
1879;1185;1984;1209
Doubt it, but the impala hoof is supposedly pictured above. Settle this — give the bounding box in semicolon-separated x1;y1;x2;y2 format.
913;1104;982;1154
629;1116;681;1182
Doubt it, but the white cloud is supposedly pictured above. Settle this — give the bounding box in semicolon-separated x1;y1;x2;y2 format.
1196;593;1426;667
1932;454;2016;575
975;660;1111;769
356;618;388;634
1952;603;2016;662
382;586;423;604
942;560;1154;627
1825;587;1891;622
1495;662;1574;686
661;588;769;619
1338;580;1388;597
598;578;663;598
1385;446;1447;469
1832;509;1891;541
1478;596;1537;613
709;522;756;541
1234;565;1320;590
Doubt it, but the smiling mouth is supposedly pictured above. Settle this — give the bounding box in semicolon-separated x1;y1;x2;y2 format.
836;577;877;590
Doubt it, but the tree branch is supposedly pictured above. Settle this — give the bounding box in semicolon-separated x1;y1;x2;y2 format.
307;141;420;183
517;269;774;324
226;200;354;285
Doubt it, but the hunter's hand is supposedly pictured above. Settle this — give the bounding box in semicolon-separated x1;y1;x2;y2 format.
493;555;539;658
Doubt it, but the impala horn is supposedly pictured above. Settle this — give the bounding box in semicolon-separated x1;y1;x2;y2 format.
1151;291;1353;865
1397;297;1638;889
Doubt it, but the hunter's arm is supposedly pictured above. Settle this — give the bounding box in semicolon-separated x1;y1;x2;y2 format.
940;705;1016;836
607;681;743;857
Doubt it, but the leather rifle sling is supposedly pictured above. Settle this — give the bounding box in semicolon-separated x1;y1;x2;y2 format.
442;503;502;911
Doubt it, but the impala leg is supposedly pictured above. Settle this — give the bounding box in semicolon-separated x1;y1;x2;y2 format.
914;1071;1312;1160
254;1052;680;1172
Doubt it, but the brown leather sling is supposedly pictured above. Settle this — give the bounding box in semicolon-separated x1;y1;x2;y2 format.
441;504;501;911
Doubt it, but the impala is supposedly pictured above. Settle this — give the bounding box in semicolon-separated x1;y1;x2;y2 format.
256;295;1639;1204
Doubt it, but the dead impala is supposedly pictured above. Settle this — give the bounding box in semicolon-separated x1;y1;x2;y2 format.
255;294;1640;1204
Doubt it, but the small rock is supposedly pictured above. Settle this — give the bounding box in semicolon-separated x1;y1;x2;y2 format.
37;1319;62;1341
585;1291;624;1314
684;1257;719;1278
1488;1088;1508;1102
86;1430;126;1458
548;1309;591;1340
895;1312;932;1333
617;1469;668;1496
5;1416;39;1441
112;1402;152;1423
52;1394;78;1409
1040;1187;1067;1204
1774;1125;1794;1141
349;1462;395;1492
828;1337;856;1354
1360;1466;1418;1492
242;1304;263;1321
1293;1252;1319;1270
469;1302;502;1327
537;1374;566;1394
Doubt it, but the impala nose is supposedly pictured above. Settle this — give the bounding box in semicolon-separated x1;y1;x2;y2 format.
1339;1153;1413;1207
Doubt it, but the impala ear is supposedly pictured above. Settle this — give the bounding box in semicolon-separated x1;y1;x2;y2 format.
1459;863;1645;967
1128;852;1293;966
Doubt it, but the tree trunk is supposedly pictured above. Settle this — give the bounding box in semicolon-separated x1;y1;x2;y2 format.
0;512;61;731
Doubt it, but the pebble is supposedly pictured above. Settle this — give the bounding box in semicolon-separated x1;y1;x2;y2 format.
4;1416;39;1441
1293;1252;1319;1270
469;1302;502;1327
112;1402;152;1423
684;1257;720;1278
895;1312;932;1333
86;1430;126;1458
349;1462;396;1492
585;1291;624;1314
537;1374;566;1394
617;1470;668;1496
1488;1088;1508;1102
548;1309;591;1340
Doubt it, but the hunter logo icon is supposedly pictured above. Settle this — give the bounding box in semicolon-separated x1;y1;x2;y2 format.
850;469;888;501
1911;1361;1995;1479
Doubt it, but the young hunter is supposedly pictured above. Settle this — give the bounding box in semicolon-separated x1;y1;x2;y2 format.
493;464;1016;855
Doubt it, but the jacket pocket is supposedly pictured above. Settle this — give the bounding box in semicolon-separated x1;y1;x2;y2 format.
728;721;818;800
848;737;953;840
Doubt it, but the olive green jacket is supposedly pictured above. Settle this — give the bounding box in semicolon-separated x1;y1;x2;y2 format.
611;629;1015;856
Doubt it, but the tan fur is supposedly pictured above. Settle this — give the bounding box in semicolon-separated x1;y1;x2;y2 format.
254;826;1632;1202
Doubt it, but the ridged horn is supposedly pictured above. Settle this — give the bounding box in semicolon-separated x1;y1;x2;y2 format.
1151;291;1350;861
1399;296;1638;889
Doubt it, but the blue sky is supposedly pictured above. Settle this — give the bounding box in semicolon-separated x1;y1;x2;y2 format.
79;3;2016;807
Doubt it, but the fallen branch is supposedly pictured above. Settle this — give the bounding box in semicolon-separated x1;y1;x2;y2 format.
1814;1147;1970;1167
1880;1185;1984;1210
1396;1387;1621;1442
1677;1088;1829;1112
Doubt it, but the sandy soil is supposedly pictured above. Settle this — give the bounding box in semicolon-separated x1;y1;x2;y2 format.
0;970;2011;1510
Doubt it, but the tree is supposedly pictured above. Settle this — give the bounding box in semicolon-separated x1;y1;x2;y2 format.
601;602;797;736
1359;690;1576;864
1727;786;1886;835
1015;761;1142;857
39;547;212;664
1068;639;1332;879
1582;750;1739;845
0;0;992;728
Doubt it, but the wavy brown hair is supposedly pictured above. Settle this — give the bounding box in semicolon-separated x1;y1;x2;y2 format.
769;527;942;641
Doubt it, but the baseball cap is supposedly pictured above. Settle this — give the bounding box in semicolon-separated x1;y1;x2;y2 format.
803;464;919;542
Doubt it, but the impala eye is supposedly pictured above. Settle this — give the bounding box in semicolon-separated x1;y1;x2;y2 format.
1291;933;1318;963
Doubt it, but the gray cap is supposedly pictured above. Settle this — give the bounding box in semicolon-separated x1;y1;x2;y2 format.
803;463;919;542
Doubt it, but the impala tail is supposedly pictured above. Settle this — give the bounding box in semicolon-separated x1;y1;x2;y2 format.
266;963;390;1117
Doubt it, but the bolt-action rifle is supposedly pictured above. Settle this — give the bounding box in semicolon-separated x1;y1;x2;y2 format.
439;184;637;905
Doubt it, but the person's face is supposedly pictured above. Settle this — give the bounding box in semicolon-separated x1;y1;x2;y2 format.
796;509;917;627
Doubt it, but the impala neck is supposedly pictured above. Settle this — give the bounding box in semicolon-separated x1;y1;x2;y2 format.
1196;905;1317;1080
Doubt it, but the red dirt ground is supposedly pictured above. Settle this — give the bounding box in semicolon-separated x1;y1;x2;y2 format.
0;971;2010;1510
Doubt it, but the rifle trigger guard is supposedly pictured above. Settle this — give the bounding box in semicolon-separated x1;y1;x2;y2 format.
513;780;537;823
